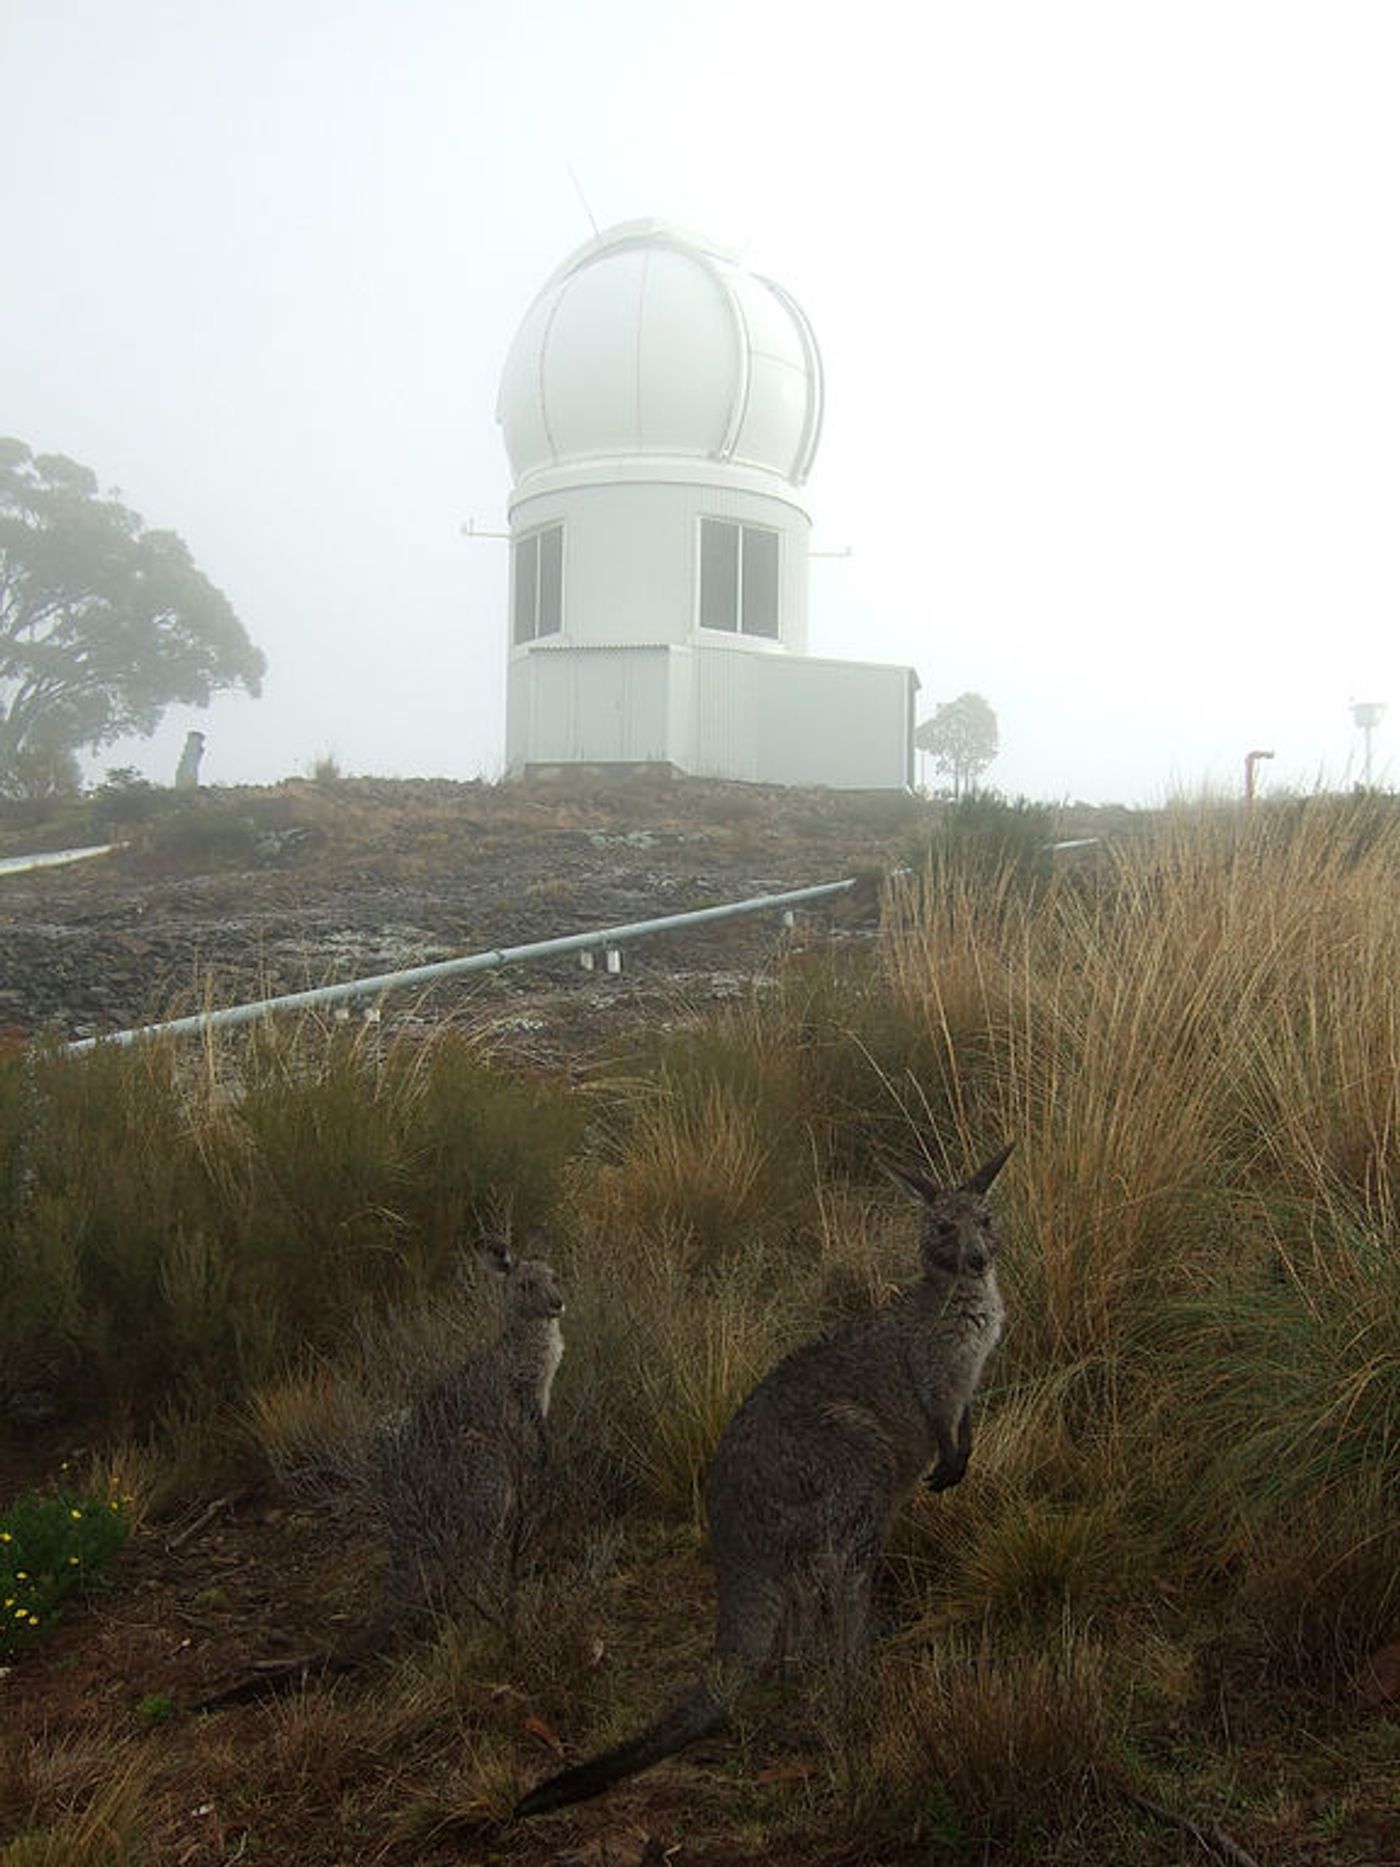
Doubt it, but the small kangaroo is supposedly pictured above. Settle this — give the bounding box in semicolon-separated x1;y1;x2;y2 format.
516;1143;1012;1818
376;1243;565;1628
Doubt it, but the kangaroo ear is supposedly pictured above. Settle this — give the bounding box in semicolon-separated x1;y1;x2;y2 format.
960;1142;1014;1195
881;1155;944;1205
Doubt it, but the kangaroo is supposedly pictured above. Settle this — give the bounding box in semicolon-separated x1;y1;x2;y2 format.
186;1244;568;1713
376;1244;565;1629
516;1143;1012;1818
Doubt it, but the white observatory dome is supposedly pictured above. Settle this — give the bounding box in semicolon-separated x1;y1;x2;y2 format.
497;220;824;490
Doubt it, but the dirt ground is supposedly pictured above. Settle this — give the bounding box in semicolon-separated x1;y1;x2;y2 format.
0;1456;877;1866
5;1457;1396;1867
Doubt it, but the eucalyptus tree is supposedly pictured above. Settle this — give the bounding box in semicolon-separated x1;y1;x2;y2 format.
915;691;999;798
0;438;264;790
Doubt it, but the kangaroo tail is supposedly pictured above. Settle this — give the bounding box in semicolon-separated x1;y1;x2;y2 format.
515;1678;728;1817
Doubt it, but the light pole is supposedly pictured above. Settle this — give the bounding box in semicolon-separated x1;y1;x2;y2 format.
1244;748;1274;805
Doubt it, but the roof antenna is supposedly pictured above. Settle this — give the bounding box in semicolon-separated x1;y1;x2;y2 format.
567;164;601;239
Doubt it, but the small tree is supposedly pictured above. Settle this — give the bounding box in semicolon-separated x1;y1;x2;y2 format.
915;692;999;798
0;439;265;781
0;740;81;803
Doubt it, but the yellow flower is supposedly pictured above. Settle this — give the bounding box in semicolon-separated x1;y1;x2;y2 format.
12;1607;24;1619
3;1598;11;1609
0;1531;10;1542
69;1508;82;1521
68;1555;80;1566
15;1572;27;1582
26;1616;37;1627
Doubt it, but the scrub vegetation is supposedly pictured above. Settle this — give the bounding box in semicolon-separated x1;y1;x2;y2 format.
1;789;1397;1864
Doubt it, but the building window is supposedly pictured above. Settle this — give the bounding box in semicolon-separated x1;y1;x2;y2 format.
698;519;780;639
513;524;563;644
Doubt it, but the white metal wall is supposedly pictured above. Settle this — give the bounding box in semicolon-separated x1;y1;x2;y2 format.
751;654;914;789
690;641;758;780
508;646;673;767
508;642;914;789
507;479;811;654
691;649;913;789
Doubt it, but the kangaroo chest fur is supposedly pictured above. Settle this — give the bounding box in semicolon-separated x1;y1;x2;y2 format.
492;1315;564;1418
901;1276;1005;1418
534;1316;564;1415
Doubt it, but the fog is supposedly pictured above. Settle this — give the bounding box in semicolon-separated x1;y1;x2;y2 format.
4;1;1397;803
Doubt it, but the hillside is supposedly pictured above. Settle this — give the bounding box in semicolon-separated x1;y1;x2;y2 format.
0;775;1111;1055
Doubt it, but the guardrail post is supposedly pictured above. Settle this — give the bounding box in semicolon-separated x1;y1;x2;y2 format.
62;875;859;1054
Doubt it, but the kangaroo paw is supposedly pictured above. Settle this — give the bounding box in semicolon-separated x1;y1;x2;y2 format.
924;1461;966;1493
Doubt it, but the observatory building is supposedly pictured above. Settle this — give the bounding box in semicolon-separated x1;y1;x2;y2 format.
497;220;915;788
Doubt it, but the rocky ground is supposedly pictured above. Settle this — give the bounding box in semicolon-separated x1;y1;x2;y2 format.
0;776;929;1061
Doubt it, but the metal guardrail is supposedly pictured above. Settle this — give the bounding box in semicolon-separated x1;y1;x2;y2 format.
0;842;124;877
64;876;857;1054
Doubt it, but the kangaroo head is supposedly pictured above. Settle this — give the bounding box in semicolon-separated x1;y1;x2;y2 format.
887;1143;1013;1279
502;1256;566;1324
477;1224;564;1324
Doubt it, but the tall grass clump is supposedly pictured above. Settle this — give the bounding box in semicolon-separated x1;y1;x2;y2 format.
880;790;1400;1687
865;1621;1119;1850
885;794;1400;1347
597;959;988;1238
0;1747;164;1867
1153;1194;1400;1679
0;1021;583;1437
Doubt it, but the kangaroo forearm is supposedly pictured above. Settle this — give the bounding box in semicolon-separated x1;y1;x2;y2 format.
531;1411;551;1467
925;1404;972;1492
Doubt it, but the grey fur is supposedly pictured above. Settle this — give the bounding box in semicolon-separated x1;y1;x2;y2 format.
376;1249;565;1628
516;1143;1012;1818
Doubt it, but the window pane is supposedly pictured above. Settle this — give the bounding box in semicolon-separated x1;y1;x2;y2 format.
699;518;739;631
537;525;563;635
513;534;539;644
740;525;779;638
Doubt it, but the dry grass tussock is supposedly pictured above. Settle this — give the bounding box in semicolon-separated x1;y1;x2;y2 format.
864;1620;1119;1848
0;1743;165;1867
885;794;1400;1335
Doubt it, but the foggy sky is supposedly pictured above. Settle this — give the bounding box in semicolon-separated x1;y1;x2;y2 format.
4;1;1397;804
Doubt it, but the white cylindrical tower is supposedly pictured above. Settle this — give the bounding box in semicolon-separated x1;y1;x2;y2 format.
494;220;912;789
497;222;829;774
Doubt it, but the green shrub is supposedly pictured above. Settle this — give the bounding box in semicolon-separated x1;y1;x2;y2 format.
0;1025;584;1427
140;799;260;866
137;1691;174;1725
309;751;344;786
90;767;166;828
907;791;1058;895
0;1490;129;1659
0;744;83;805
